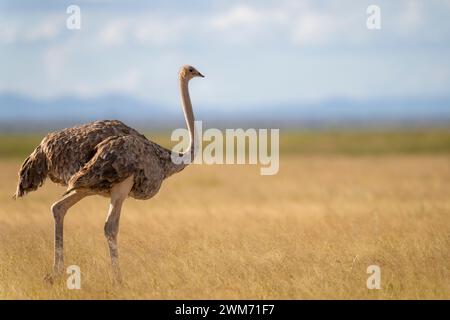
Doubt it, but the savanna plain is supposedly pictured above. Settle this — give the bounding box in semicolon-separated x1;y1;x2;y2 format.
0;130;449;299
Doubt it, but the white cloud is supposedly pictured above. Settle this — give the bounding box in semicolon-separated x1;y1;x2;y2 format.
97;14;191;47
291;12;334;46
396;0;423;34
207;4;291;45
133;16;188;46
25;15;63;41
98;19;129;46
207;2;354;47
210;5;263;29
0;14;62;44
43;44;68;79
0;22;17;44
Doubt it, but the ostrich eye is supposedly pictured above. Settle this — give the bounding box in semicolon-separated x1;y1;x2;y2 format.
189;68;194;72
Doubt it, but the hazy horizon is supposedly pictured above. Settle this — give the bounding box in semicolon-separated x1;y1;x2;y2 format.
1;0;450;129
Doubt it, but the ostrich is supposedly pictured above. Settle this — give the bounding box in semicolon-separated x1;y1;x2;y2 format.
14;65;204;284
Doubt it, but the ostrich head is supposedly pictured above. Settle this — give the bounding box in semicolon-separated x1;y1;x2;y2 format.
179;65;204;81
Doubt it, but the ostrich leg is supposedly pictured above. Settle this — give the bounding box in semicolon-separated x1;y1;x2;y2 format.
104;176;134;285
45;190;88;283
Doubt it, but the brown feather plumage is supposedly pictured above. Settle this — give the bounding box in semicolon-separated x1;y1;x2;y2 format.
15;119;184;199
67;134;181;199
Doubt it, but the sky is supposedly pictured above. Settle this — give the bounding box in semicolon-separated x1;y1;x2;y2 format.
1;0;450;113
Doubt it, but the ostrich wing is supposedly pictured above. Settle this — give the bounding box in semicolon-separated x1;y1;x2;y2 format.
66;133;172;199
67;135;145;194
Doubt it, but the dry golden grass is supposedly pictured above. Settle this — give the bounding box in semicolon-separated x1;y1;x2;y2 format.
0;154;449;299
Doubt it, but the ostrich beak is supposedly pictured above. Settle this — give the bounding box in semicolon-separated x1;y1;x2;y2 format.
198;72;205;78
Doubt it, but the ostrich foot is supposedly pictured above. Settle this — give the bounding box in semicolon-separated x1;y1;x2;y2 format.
43;272;61;285
112;274;123;287
43;266;64;285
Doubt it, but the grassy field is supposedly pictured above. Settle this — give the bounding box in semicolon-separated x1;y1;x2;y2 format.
0;130;449;299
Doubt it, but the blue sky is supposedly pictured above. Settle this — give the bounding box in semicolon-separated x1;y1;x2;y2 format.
1;0;450;113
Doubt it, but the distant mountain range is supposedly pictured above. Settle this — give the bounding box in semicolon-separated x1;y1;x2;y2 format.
0;92;449;132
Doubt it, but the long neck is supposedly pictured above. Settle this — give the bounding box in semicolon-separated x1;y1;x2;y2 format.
165;76;196;177
180;77;196;160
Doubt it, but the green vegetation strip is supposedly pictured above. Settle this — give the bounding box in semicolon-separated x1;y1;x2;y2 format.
1;130;450;159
